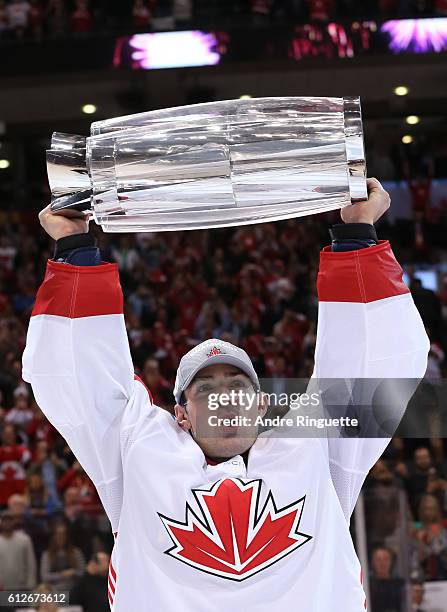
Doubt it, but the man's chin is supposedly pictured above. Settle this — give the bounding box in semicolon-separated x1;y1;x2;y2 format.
199;435;256;460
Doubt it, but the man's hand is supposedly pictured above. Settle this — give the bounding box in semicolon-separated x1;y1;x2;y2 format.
340;177;390;225
38;204;91;241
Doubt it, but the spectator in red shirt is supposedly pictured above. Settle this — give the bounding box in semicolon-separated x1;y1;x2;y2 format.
262;336;282;377
171;329;192;367
142;358;173;411
242;319;264;365
273;309;309;348
70;0;92;34
57;461;101;515
0;424;31;506
171;288;203;335
149;321;178;375
27;404;57;447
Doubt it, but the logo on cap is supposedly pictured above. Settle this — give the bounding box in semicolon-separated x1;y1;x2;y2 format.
207;346;223;358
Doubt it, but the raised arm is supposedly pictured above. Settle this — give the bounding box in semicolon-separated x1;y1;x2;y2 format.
312;179;430;519
22;206;142;533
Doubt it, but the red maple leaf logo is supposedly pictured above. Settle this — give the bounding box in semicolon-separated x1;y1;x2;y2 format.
158;478;312;581
206;346;222;357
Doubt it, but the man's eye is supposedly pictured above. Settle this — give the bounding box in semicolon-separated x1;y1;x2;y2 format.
229;380;248;390
197;384;214;394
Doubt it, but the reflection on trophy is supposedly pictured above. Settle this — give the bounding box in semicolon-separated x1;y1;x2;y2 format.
47;96;367;232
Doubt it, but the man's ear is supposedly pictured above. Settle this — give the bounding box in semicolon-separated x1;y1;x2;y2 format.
174;404;192;431
258;392;268;418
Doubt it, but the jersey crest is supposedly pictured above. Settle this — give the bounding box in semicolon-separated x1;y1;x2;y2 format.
158;478;312;581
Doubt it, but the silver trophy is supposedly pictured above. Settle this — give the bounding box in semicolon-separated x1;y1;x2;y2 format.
48;97;367;233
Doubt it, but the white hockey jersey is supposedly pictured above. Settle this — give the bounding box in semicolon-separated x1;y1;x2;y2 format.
22;240;429;611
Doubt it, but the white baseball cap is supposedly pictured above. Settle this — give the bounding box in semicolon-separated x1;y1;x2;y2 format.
173;338;260;405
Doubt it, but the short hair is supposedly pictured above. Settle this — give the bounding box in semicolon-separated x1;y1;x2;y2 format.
371;546;394;560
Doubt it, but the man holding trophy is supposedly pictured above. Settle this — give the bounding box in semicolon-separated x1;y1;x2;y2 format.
22;98;429;610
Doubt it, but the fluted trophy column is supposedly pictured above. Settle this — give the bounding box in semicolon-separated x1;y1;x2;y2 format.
48;97;367;233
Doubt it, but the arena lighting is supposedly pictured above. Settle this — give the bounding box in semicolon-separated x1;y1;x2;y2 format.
0;159;10;169
129;31;221;69
406;115;420;125
239;95;252;99
82;104;97;115
402;135;414;144
394;86;409;96
382;18;447;53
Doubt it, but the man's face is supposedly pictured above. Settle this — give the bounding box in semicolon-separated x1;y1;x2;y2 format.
64;487;80;506
36;441;49;460
0;515;15;535
14;396;28;410
144;360;160;383
174;364;266;460
7;495;27;517
371;460;393;484
414;448;431;471
411;583;424;605
2;425;15;446
419;496;439;523
371;549;392;579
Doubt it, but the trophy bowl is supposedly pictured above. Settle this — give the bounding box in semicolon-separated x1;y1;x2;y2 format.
48;96;367;233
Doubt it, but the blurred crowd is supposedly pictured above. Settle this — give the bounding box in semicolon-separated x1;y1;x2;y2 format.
0;0;447;42
365;437;447;610
368;138;447;183
0;189;447;610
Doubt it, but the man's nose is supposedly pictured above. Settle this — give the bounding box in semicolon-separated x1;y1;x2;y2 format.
215;403;240;416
